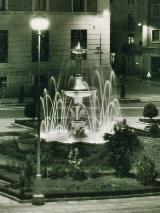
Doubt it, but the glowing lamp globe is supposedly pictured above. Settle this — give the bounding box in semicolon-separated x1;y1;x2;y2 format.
30;14;49;31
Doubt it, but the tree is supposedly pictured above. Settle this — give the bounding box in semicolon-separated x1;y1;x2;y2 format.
143;103;158;119
105;128;142;177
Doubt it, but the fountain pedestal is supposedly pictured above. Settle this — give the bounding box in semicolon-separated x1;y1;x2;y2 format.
63;75;96;137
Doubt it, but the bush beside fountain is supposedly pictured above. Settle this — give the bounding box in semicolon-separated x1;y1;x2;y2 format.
17;133;36;151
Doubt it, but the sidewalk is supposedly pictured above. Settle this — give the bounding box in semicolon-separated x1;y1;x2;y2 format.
0;98;31;106
127;75;160;87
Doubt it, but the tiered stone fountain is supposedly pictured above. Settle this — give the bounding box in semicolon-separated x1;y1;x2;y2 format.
63;42;96;137
40;42;121;143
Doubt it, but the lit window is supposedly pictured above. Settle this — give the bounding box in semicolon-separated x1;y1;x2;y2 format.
128;0;134;5
35;0;46;11
0;30;8;63
71;30;87;59
128;37;134;44
32;30;49;62
0;0;5;11
73;0;85;12
151;4;160;17
128;33;134;44
152;30;160;42
0;77;7;88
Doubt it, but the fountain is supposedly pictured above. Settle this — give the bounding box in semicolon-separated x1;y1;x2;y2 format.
40;42;122;143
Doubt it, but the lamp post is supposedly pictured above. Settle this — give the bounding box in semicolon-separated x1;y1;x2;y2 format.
30;14;49;205
95;15;104;72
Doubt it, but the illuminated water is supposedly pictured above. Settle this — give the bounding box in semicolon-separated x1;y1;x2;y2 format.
40;70;121;143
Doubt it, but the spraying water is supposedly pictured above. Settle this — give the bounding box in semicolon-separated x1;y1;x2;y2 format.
40;70;122;144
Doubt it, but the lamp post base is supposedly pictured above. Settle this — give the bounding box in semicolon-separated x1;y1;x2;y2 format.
32;174;45;205
32;194;45;205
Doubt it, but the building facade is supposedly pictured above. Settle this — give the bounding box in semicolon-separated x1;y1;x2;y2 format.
110;0;160;78
0;0;110;97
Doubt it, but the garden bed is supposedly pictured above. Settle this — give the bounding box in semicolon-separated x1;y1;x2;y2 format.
0;174;160;201
119;98;141;103
129;127;150;137
139;118;160;124
15;118;37;129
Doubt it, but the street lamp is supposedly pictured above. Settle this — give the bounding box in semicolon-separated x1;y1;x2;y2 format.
30;14;49;205
71;42;87;75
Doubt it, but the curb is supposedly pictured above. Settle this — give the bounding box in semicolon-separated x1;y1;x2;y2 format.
1;190;160;204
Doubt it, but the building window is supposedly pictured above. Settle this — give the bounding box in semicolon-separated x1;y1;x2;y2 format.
128;14;135;31
0;0;5;10
73;0;85;12
32;30;49;62
87;0;97;12
0;76;7;87
0;31;8;63
49;0;71;12
151;57;160;76
151;4;160;17
152;30;160;42
128;0;134;5
71;30;87;59
35;0;46;11
128;33;134;44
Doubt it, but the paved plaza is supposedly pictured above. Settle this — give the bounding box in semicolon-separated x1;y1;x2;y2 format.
0;195;160;213
0;78;160;212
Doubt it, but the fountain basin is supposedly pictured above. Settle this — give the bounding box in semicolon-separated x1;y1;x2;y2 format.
63;90;96;104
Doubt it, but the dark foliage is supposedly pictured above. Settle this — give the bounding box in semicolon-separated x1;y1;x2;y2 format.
49;164;67;179
120;84;125;99
135;155;158;185
89;167;102;179
105;128;142;177
143;103;158;119
24;103;37;121
24;154;35;189
149;123;160;137
19;85;24;103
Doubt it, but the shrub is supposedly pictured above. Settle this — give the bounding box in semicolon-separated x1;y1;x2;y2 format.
105;128;142;177
68;148;87;181
135;155;158;185
68;148;82;171
149;123;160;136
49;165;66;179
24;103;37;121
89;167;102;179
120;84;125;99
70;168;87;181
24;154;35;189
19;85;24;103
143;103;158;119
19;170;25;198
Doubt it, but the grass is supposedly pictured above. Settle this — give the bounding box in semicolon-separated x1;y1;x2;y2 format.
1;172;159;200
0;132;160;200
42;175;154;194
